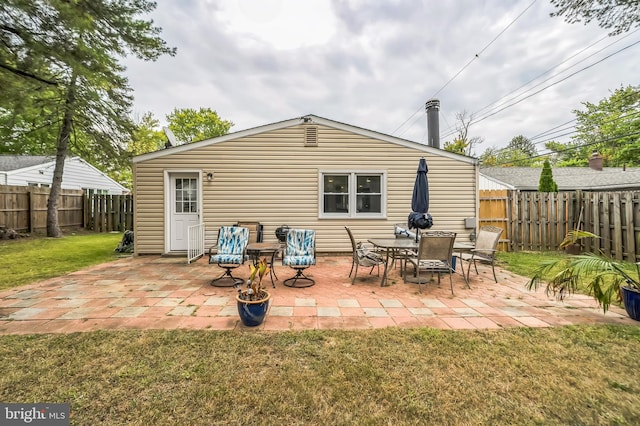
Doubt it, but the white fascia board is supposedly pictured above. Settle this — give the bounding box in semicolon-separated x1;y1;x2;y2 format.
133;117;305;163
308;115;478;165
133;114;478;166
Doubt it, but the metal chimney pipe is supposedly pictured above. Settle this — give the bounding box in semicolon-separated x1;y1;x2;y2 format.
425;99;440;149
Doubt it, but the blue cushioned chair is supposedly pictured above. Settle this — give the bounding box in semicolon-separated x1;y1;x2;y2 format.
209;226;250;287
282;228;316;288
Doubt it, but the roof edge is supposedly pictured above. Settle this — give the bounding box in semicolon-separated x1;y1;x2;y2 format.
133;114;478;165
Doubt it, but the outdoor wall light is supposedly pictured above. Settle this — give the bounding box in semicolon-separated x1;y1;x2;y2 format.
206;172;214;181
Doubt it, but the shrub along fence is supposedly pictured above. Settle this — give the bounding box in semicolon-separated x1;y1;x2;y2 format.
0;185;132;233
479;189;640;262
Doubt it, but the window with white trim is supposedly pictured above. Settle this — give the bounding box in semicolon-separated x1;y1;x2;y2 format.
320;171;385;218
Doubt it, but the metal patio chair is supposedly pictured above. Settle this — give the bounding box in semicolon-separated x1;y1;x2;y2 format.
457;225;503;283
209;225;250;287
345;226;384;285
282;228;316;288
406;230;457;294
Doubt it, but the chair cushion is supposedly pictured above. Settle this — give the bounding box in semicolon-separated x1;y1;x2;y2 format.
282;255;316;267
217;226;249;255
357;247;383;264
210;254;244;265
415;259;451;272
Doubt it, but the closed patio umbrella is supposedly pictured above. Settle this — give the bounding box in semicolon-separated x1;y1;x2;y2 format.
408;157;432;241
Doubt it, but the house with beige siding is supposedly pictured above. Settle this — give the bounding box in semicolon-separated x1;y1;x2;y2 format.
132;115;479;255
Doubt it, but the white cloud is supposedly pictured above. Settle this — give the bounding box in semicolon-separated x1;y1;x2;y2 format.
123;0;639;154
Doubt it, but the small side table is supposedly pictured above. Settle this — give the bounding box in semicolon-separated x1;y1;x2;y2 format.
246;242;282;287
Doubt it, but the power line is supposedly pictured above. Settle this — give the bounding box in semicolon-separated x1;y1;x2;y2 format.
390;105;423;136
527;89;639;144
484;108;640;160
470;32;640;125
470;39;640;126
487;130;640;166
470;31;635;119
439;29;640;141
431;0;538;99
528;118;576;141
392;0;537;137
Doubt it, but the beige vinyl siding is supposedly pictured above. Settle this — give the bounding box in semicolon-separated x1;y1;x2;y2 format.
133;123;477;255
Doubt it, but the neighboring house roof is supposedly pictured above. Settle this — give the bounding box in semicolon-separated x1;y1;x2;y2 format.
0;155;53;171
480;166;640;191
0;155;129;194
133;114;477;165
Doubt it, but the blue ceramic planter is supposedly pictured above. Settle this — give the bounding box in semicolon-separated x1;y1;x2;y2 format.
236;292;271;327
622;286;640;321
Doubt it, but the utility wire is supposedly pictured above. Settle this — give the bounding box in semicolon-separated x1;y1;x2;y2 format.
392;0;537;137
528;118;576;140
439;29;640;141
431;0;538;99
484;109;640;160
471;32;615;118
489;130;640;166
470;32;640;125
470;39;640;126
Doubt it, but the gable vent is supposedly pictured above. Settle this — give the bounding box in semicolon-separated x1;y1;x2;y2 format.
304;126;318;146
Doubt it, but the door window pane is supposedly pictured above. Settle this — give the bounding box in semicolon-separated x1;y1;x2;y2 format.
175;178;198;214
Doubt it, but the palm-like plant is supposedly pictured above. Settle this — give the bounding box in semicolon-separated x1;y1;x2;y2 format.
527;252;640;313
237;257;270;301
558;230;599;249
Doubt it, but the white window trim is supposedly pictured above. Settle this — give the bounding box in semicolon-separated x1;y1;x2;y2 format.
318;169;387;219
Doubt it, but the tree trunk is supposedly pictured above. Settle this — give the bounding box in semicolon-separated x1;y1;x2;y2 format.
46;74;77;237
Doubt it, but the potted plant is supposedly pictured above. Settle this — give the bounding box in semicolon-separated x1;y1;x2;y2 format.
558;229;599;255
526;252;640;321
235;257;271;326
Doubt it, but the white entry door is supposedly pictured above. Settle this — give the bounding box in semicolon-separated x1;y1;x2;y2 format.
169;174;200;251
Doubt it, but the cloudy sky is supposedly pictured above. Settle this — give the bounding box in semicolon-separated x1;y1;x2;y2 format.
123;0;639;155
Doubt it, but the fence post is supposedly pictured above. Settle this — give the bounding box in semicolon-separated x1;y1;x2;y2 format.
28;189;35;233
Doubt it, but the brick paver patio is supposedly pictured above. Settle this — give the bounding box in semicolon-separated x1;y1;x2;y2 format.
0;254;634;334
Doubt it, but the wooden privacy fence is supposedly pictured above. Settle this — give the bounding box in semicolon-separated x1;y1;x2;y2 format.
0;185;84;232
478;190;510;252
85;194;134;232
479;189;640;262
0;185;133;233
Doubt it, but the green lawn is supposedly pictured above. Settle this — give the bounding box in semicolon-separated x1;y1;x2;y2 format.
2;236;639;424
0;232;123;290
1;327;639;425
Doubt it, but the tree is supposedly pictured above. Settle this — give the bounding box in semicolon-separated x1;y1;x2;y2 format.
443;138;468;155
166;107;234;144
479;147;499;166
444;110;484;156
545;85;640;167
494;135;539;166
113;112;167;189
550;0;640;36
1;0;176;237
538;159;559;192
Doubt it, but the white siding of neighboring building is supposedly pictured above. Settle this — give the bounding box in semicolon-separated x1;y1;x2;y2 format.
133;121;478;255
4;157;128;194
479;174;512;191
